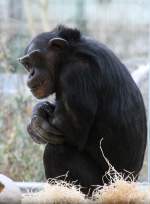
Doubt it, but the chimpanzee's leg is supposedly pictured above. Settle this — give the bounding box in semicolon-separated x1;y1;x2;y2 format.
43;143;103;193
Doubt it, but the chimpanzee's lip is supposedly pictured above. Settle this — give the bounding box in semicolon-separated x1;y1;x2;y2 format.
29;80;48;91
30;85;40;91
29;82;43;91
29;80;51;99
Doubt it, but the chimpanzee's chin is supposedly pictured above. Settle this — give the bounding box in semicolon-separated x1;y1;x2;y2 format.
30;84;54;99
33;93;49;99
35;95;46;99
33;91;51;99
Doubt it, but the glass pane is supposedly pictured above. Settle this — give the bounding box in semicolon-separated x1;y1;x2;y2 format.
0;0;149;183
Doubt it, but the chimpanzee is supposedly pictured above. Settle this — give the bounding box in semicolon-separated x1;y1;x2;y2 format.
19;25;147;193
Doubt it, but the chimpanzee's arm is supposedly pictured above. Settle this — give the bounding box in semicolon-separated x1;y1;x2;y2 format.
50;62;98;150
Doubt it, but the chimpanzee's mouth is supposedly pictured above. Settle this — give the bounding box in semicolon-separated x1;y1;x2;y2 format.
29;80;46;92
29;80;51;99
29;84;44;98
30;84;40;91
29;81;43;90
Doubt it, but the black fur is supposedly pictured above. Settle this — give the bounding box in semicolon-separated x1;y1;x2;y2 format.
22;25;147;193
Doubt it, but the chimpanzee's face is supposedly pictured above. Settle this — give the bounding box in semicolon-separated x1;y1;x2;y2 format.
19;32;68;99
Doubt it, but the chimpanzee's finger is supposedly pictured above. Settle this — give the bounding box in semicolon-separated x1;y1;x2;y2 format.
32;101;55;118
27;123;47;144
41;120;63;136
31;115;63;136
29;115;64;144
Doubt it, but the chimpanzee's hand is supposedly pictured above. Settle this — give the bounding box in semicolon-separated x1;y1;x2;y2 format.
27;101;64;144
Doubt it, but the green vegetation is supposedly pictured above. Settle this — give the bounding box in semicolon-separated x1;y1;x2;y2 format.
0;0;148;182
0;34;30;73
0;94;45;181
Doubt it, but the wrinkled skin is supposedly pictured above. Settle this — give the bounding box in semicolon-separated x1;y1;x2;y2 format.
27;101;64;145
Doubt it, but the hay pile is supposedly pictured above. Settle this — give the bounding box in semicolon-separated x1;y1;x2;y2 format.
22;179;86;204
22;141;150;204
93;180;150;203
22;179;150;204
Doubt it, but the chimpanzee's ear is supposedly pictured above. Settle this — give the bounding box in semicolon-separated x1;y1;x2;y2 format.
48;37;69;49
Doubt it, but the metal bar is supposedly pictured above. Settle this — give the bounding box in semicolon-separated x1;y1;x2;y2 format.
16;182;44;193
15;181;150;192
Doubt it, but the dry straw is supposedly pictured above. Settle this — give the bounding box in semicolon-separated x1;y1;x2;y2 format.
22;139;150;204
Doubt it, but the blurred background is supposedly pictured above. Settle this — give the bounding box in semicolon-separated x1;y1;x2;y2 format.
0;0;149;182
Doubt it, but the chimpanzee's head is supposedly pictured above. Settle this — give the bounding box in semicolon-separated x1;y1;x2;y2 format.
19;25;80;99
